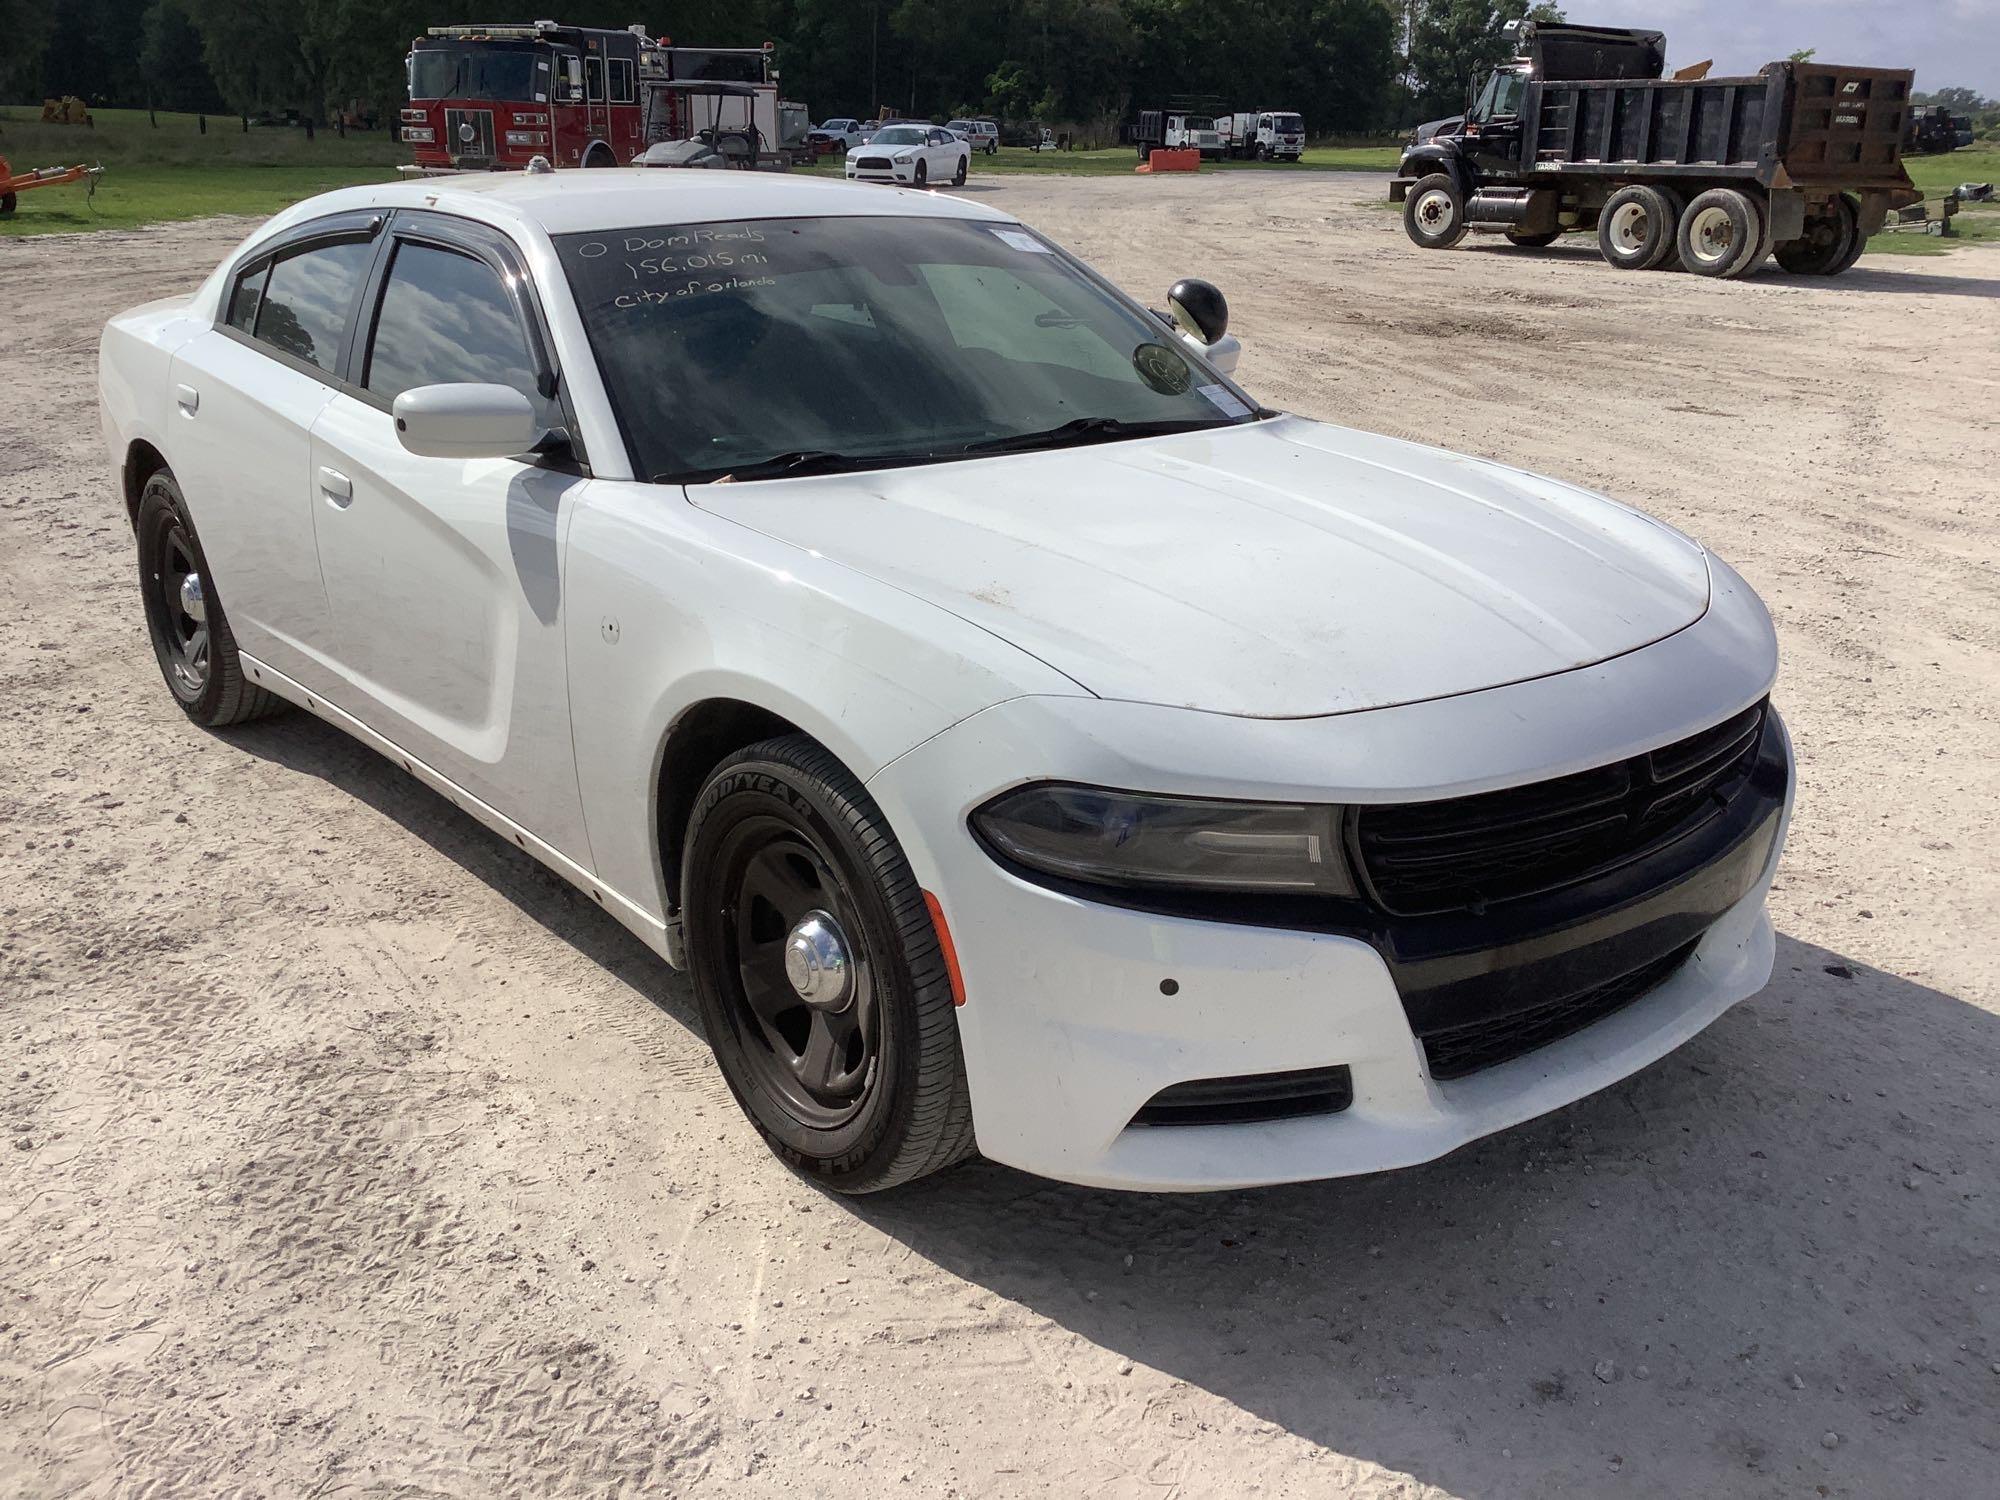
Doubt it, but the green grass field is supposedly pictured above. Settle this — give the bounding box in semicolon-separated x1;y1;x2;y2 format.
1;105;402;235
0;105;1398;236
1;102;1986;255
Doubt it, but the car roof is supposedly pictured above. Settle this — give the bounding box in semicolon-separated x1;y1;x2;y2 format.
245;168;1010;244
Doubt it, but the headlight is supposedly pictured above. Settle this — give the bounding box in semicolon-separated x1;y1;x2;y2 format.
972;784;1356;895
403;126;436;143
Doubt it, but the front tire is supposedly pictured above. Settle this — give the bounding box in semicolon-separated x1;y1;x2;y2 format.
682;734;975;1193
1403;172;1468;249
952;154;967;187
913;159;927;188
135;471;285;728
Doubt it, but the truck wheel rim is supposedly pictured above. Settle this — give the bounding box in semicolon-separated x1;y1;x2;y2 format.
1609;201;1651;255
1689;206;1736;266
1416;188;1456;234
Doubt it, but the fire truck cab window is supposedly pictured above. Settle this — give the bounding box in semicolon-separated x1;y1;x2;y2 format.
363;242;551;423
248;239;374;375
586;57;605;103
408;44;540;104
609;59;635;105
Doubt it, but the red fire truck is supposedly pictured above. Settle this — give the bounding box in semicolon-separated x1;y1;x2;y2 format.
400;21;781;173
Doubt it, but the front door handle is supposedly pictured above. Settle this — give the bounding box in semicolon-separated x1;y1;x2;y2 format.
319;466;353;508
174;383;199;413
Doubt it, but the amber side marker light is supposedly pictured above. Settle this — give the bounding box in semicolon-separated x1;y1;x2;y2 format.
923;890;967;1007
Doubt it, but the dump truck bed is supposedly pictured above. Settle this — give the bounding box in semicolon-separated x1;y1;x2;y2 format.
1528;61;1915;194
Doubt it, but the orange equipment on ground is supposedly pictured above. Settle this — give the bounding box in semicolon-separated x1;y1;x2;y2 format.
0;156;104;215
1134;147;1200;174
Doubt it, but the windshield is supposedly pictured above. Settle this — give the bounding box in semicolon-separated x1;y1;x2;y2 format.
556;215;1259;484
1186;117;1214;131
1274;114;1303;132
873;126;927;146
408;44;544;103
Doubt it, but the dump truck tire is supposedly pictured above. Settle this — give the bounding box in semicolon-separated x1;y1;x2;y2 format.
1775;195;1858;276
1829;195;1867;274
1677;188;1761;278
1599;184;1675;270
1404;173;1468;250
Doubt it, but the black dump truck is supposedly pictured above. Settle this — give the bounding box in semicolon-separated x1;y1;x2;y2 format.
1391;22;1922;278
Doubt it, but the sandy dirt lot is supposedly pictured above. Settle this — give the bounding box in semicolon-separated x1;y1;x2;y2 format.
2;173;1996;1500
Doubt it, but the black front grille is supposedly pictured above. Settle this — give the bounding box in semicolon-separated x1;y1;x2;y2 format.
1421;941;1697;1081
445;106;496;165
1131;1066;1353;1127
854;155;892;170
1355;701;1768;917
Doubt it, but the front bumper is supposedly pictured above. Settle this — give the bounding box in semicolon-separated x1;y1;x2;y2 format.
846;159;920;184
865;569;1792;1190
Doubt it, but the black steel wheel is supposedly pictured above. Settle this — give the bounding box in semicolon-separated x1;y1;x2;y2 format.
912;159;928;188
134;470;285;727
683;734;975;1192
1403;172;1468;250
1776;195;1857;276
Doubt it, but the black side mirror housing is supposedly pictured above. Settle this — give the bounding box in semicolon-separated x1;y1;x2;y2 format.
1166;278;1228;345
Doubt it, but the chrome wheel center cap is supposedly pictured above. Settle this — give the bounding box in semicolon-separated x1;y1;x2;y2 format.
784;911;853;1010
179;571;206;623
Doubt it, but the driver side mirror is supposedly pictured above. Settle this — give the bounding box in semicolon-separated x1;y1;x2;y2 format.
393;384;543;460
1164;278;1241;374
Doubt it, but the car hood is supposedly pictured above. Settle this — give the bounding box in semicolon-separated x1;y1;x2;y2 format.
690;415;1711;718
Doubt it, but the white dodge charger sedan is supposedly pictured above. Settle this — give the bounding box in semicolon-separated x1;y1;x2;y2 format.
99;170;1792;1194
845;123;970;188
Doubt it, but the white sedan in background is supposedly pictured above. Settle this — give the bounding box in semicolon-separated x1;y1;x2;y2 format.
846;123;969;188
99;171;1790;1195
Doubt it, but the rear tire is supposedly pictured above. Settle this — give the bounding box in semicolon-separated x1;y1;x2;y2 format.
1403;173;1468;250
682;734;976;1194
135;471;286;729
1829;195;1868;273
1676;187;1762;278
1598;184;1676;270
1774;195;1854;275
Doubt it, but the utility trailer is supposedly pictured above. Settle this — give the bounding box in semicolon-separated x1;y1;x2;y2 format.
1391;21;1922;278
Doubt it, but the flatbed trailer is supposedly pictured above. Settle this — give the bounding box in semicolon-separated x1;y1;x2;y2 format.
1392;22;1922;278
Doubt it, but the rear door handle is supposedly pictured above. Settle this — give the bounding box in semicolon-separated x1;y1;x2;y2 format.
174;383;199;413
318;466;353;507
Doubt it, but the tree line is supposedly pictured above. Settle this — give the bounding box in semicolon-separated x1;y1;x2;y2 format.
3;0;1586;135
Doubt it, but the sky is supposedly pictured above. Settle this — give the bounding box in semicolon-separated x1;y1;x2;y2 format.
1574;0;2000;97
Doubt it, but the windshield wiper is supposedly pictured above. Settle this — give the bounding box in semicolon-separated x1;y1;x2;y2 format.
666;449;904;485
955;416;1228;458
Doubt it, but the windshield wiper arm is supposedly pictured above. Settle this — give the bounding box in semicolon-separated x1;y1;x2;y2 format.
667;449;888;485
956;416;1224;458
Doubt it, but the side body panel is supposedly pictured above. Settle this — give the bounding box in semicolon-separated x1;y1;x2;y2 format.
164;330;343;693
560;482;1088;929
306;392;595;862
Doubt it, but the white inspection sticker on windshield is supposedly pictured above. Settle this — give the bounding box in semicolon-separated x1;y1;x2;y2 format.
989;227;1052;253
1197;384;1251;418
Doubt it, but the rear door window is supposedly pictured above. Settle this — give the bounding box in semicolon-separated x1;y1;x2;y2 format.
362;239;550;420
250;238;375;373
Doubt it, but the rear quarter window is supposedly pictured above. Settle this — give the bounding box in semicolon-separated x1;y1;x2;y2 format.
249;238;375;374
